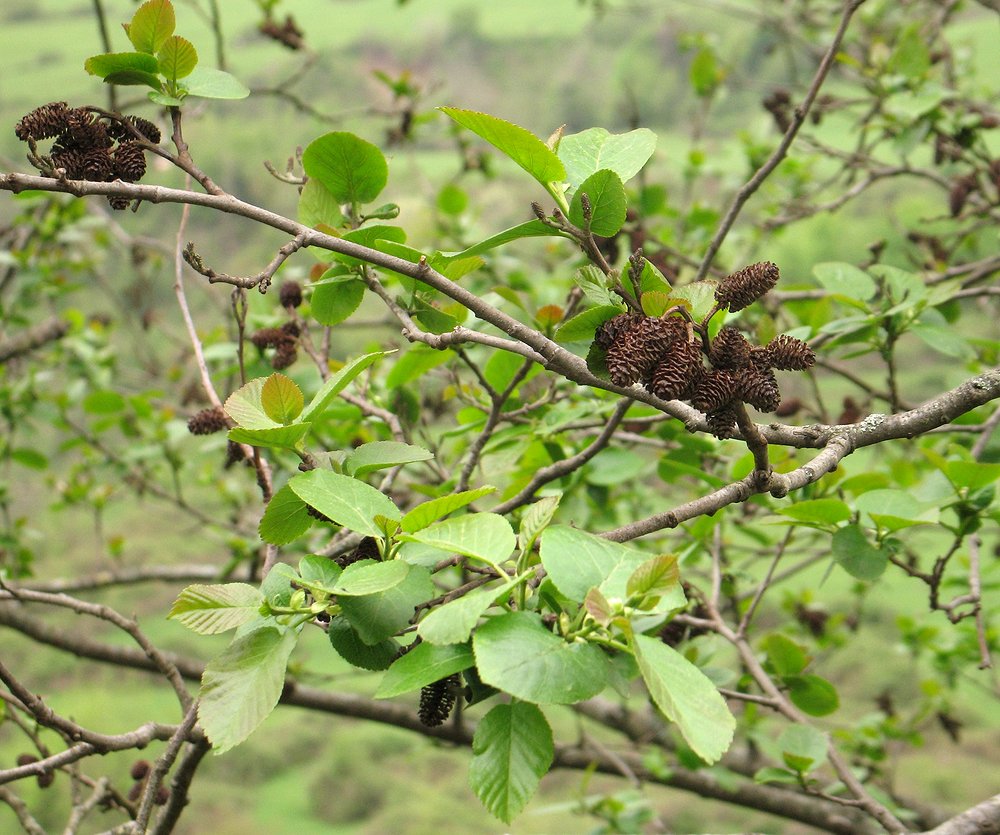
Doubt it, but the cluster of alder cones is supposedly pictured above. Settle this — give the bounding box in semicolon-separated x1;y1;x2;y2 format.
594;261;815;438
14;101;160;210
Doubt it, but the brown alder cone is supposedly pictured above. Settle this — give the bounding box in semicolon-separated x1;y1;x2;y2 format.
715;261;780;312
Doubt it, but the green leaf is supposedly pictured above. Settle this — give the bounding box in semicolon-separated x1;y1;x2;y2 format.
299;351;390;423
401;486;497;533
762;633;809;677
10;449;48;470
258;485;313;545
469;702;554;824
777;499;851;526
439;220;565;262
418;577;520;645
331;225;407;268
157;35;197;83
887;23;931;79
626;554;680;609
310;277;365;326
84;51;160;80
911;323;975;360
855;488;938;531
302;132;388;205
260;563;297;609
339;563;434;645
554;305;622;344
943;460;1000;492
298;555;341;589
831;524;887;581
227;424;311;452
327;616;398;671
343;441;434;478
540;525;651;603
330;560;408;596
399;513;515;566
83;390;126;414
127;0;175;54
473;612;609;704
778;725;828;774
517;495;561;554
689;47;723;98
786;675;840;717
148;90;185;106
755;766;801;785
225;378;280;430
260;373;304;425
289;470;400;537
182;67;250;100
298;179;346;230
198;625;298;754
667;282;717;321
568;169;627;236
558;127;657;188
440;107;565;188
632;634;735;764
168;584;263;635
574;265;622;308
813;262;876;302
375;641;474;698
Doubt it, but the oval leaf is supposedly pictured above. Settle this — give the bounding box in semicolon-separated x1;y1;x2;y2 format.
157;35;197;83
400;513;515;566
473;611;609;704
831;524;887;581
289;469;400;537
632;634;735;764
558;127;657;188
343;441;434;478
302;132;388;205
260;373;304;425
440;107;566;187
375;641;474;698
182;67;249;100
470;702;554;824
258;484;313;546
401;486;497;534
568;169;627;236
128;0;175;54
168;583;263;635
84;51;159;80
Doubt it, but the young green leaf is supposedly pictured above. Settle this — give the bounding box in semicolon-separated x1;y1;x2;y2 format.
288;469;400;538
310;277;365;326
438;219;565;262
540;525;648;603
84;52;160;80
298;555;341;589
558;127;657;189
400;486;497;533
473;612;609;704
168;583;263;635
831;524;887;581
439;107;566;189
417;577;520;645
227;423;311;452
127;0;175;55
399;513;515;566
181;67;250;100
156;35;197;84
567;169;627;236
327;616;399;671
786;675;840;717
299;351;391;423
812;262;876;302
343;441;434;478
302;132;388;205
762;633;810;677
632;634;735;764
197;625;298;754
374;641;474;698
777;498;852;526
331;559;409;597
778;725;829;774
626;554;680;610
338;564;434;645
517;494;561;554
469;702;554;824
260;373;304;425
225;378;281;430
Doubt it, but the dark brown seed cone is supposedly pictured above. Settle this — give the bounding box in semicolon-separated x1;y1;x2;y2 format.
187;406;228;435
154;785;171;805
659;619;687;647
15;102;73;141
649;338;703;401
594;312;641;350
81;148;113;181
127;782;143;803
608;316;685;386
739;367;781;412
57;114;112;152
130;760;151;781
16;753;38;767
418;673;461;727
113;141;147;182
709;326;752;369
127;115;161;143
306;504;335;524
279;280;303;308
223;440;248;468
949;174;977;217
50;148;86;179
775;397;802;417
690;369;739;413
250;327;284;348
280;321;301;338
715;261;780;312
107;195;131;211
271;341;298;370
706;405;738;439
763;334;816;370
